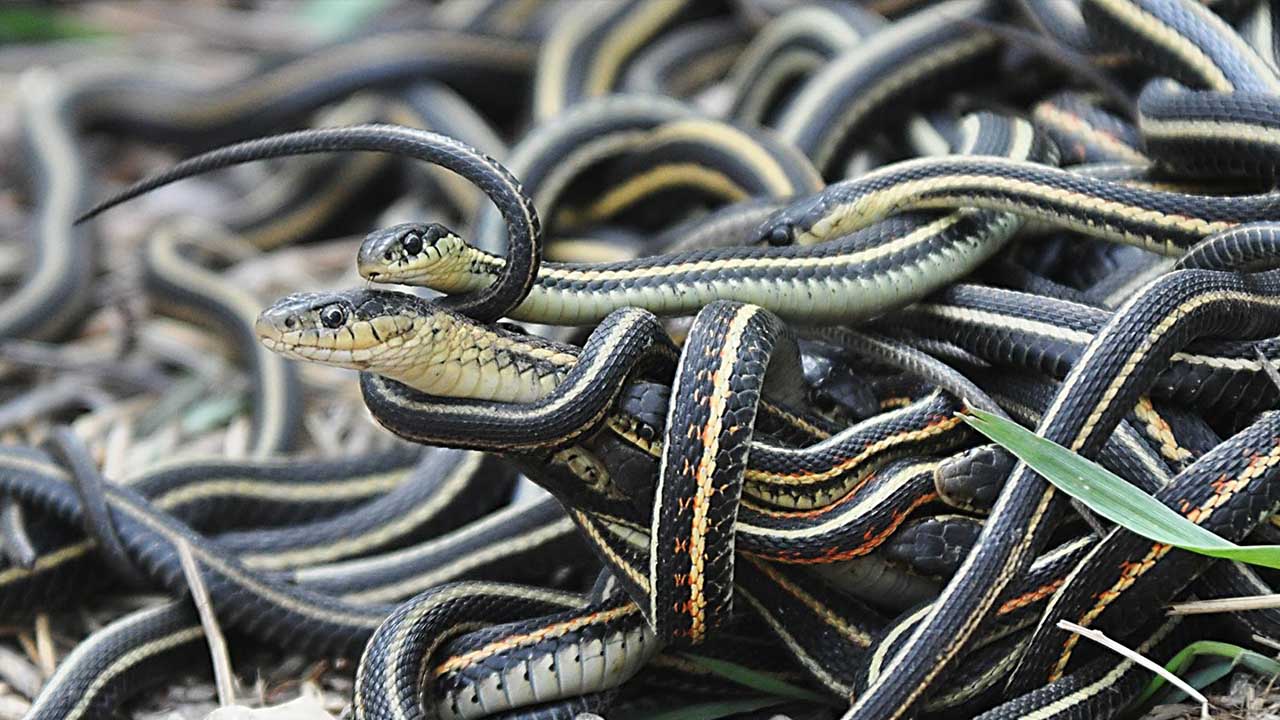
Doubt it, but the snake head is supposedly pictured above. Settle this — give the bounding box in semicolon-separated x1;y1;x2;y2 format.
356;222;471;287
255;289;429;368
755;194;833;246
257;288;571;400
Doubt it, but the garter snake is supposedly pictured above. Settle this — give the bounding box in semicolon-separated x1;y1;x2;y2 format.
549;117;822;230
7;27;534;340
775;0;1001;176
18;449;584;720
725;3;882;126
648;301;791;643
622;18;748;99
355;112;1043;325
757;151;1280;254
253;288;971;509
533;0;699;121
1031;91;1147;166
896;281;1280;416
249;284;988;702
1009;409;1280;689
27;2;1280;717
356;585;650;720
143;219;303;456
0;447;419;616
253;286;987;708
79;125;542;324
844;269;1280;719
1090;0;1280;179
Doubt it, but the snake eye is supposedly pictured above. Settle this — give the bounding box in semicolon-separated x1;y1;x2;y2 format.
401;232;423;256
319;305;347;329
767;224;795;246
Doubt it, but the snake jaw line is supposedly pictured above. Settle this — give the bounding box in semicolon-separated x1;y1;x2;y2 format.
357;221;490;292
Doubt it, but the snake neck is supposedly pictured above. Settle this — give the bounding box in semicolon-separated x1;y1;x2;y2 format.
384;314;578;403
420;246;506;294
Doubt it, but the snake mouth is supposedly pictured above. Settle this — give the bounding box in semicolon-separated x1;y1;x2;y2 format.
356;221;462;284
254;291;417;368
355;256;393;282
256;320;414;367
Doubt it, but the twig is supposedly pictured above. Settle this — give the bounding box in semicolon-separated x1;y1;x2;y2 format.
1168;594;1280;615
102;420;132;483
177;539;236;706
222;415;251;459
1253;633;1280;653
1262;655;1280;697
1056;620;1206;719
32;616;54;679
12;635;36;668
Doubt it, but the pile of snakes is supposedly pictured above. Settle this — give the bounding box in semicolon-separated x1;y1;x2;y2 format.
17;0;1280;717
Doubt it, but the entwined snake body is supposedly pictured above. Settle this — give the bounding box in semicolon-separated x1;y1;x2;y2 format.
16;0;1280;719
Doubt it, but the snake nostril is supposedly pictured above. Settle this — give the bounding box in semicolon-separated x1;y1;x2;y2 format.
283;316;296;329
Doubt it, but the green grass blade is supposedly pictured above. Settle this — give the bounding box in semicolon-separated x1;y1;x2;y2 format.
0;8;109;41
1136;640;1280;706
680;654;832;704
961;409;1280;569
1164;660;1235;704
301;0;394;39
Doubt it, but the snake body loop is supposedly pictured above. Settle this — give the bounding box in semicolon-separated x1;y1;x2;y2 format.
23;2;1280;718
80;125;542;323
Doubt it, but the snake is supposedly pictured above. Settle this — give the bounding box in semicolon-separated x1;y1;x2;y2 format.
78;124;542;325
622;17;749;99
7;25;536;340
843;267;1280;718
1009;409;1280;690
352;112;1042;324
252;287;973;508
18;0;1280;718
